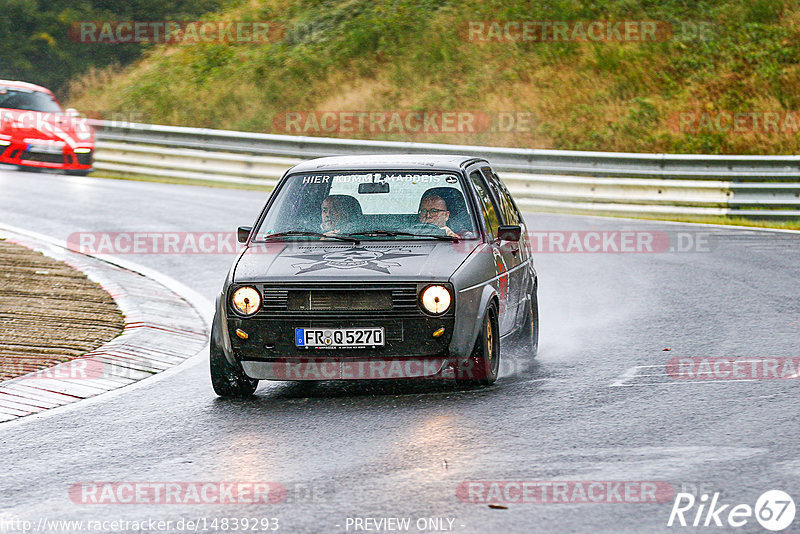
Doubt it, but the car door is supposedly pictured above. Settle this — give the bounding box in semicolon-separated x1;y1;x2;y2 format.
480;166;527;329
467;167;516;335
490;168;532;268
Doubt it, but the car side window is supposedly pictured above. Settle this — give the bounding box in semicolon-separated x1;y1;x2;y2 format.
482;168;519;225
494;171;524;224
469;170;501;240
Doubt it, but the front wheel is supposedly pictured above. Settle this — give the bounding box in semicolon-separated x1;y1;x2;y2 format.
210;320;258;398
456;305;500;386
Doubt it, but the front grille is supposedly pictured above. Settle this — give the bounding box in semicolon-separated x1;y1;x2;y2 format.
19;151;65;164
76;151;93;166
288;290;393;311
256;284;420;316
261;288;289;312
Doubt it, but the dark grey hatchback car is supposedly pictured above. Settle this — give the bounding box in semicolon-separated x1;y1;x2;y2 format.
211;155;538;397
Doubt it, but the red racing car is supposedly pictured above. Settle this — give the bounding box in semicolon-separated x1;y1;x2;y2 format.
0;80;93;175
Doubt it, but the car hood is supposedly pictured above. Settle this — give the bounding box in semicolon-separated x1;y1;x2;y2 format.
233;240;479;284
0;108;93;147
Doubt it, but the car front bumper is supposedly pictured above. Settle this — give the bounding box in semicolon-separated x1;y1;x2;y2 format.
240;356;450;380
217;279;482;381
0;140;93;171
227;313;455;380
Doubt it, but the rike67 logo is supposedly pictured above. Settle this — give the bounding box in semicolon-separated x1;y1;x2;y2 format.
668;490;795;531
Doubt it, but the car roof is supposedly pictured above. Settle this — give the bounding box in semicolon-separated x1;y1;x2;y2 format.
0;79;54;95
287;154;488;173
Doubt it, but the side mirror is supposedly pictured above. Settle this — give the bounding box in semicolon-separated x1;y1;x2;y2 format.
497;224;521;242
237;226;252;243
65;108;80;118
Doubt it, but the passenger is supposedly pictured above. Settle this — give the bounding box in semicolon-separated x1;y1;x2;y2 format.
321;195;362;235
418;194;460;238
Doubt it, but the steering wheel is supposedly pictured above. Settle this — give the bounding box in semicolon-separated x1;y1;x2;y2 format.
408;222;446;234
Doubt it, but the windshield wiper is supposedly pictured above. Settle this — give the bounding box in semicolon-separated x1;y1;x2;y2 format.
262;231;360;244
348;230;458;242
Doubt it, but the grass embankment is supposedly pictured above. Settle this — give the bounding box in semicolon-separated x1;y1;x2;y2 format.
0;239;125;381
67;0;800;230
68;0;800;154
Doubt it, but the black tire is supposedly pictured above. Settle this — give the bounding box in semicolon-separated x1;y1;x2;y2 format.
65;169;91;176
456;305;500;386
210;320;258;398
519;290;539;358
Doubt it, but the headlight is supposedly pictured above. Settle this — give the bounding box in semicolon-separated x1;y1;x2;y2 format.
231;286;261;315
420;285;451;315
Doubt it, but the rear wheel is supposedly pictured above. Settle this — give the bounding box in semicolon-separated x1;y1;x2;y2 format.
210;319;258;398
456;305;500;386
519;290;539;358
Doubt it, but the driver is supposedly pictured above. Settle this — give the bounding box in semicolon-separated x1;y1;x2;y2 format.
321;195;361;235
418;194;460;238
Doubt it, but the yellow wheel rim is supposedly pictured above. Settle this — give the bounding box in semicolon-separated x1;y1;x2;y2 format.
486;318;493;360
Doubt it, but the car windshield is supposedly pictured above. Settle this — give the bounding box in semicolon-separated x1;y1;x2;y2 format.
0;88;62;113
253;171;479;241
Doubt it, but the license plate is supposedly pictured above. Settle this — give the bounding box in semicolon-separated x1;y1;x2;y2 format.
27;143;63;154
295;327;385;348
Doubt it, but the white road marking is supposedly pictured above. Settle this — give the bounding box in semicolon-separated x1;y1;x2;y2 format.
611;364;761;387
610;366;641;387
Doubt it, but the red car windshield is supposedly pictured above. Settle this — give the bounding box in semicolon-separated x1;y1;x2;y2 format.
0;89;62;113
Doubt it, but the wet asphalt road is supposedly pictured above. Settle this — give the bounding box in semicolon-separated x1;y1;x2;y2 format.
1;168;799;534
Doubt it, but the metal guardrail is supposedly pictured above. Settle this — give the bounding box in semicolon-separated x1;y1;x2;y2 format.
90;120;800;217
